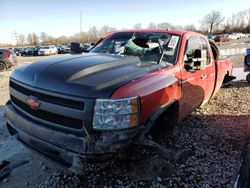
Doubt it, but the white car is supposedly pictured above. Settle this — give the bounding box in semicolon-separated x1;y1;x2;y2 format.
38;45;58;56
229;33;247;40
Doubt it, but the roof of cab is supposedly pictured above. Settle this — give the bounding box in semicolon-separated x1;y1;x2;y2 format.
100;29;187;39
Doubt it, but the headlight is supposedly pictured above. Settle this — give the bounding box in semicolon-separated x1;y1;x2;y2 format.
93;96;140;130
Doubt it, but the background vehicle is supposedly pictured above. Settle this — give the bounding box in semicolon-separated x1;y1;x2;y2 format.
244;48;250;83
57;45;71;54
20;47;32;56
0;49;17;71
5;30;233;174
13;48;21;56
38;45;58;56
229;33;247;40
82;43;95;52
32;46;41;56
214;34;230;42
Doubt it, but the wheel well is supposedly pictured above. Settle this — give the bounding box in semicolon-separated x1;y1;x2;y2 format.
0;61;7;69
147;101;179;138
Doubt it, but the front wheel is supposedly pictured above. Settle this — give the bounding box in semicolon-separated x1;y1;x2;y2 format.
149;103;178;142
246;73;250;83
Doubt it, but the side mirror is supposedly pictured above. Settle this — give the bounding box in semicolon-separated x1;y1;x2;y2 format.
193;49;207;70
70;42;82;54
184;49;207;72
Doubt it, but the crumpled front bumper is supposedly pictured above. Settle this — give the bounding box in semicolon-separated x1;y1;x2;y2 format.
4;102;144;174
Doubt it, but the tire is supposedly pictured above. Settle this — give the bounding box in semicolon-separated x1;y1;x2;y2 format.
149;102;178;141
0;62;6;72
247;73;250;83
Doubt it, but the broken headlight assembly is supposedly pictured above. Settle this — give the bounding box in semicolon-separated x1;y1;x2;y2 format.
93;96;140;130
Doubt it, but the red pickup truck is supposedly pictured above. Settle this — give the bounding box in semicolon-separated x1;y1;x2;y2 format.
5;29;233;173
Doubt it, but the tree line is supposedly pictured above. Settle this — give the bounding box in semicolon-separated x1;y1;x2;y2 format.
3;7;250;47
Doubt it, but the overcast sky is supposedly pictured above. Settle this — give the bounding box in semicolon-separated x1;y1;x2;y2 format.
0;0;249;44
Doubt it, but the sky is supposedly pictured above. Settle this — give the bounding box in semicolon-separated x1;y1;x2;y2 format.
0;0;249;44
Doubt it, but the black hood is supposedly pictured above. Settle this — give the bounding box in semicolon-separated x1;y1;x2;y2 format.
11;53;162;98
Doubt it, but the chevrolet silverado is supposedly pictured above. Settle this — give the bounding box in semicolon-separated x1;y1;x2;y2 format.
4;29;233;173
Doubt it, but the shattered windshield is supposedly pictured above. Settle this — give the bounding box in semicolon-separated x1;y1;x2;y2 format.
91;32;180;65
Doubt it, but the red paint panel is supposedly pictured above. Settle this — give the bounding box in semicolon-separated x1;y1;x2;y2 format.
112;66;181;124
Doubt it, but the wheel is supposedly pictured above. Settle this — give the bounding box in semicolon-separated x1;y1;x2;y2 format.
149;103;178;142
246;73;250;83
0;62;6;72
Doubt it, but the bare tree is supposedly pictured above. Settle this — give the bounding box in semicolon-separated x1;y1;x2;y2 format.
33;33;39;45
40;32;48;45
99;25;116;36
27;33;39;45
27;33;33;45
245;8;250;32
46;36;55;44
18;34;25;45
88;26;100;41
133;23;142;29
184;24;197;31
57;35;69;44
147;22;157;29
200;10;224;34
157;22;172;29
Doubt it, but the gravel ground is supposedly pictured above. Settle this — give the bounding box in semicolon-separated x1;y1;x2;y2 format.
34;82;249;188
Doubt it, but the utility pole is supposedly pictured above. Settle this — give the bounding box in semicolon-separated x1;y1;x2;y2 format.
12;30;19;46
80;11;82;34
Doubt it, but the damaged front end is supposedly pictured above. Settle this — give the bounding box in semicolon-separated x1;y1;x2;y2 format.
4;94;144;174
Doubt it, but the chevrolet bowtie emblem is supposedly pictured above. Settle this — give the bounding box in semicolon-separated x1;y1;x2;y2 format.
26;96;40;110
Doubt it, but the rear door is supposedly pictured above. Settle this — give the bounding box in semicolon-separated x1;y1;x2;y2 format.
180;36;207;117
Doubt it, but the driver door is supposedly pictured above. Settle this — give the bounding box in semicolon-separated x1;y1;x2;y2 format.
180;36;207;117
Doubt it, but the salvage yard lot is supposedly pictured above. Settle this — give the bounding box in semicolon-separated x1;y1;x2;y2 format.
0;49;249;187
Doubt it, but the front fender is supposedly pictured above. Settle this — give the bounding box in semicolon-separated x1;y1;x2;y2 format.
111;71;181;124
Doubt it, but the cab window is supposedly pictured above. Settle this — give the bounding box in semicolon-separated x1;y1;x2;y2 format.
185;37;201;59
200;37;211;65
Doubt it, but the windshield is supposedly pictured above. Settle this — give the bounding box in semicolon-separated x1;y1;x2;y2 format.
41;46;49;49
91;32;180;65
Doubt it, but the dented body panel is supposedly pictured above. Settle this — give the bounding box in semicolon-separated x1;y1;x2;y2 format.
4;29;233;173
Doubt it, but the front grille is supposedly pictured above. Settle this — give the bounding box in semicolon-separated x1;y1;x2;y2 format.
10;81;84;110
11;95;83;129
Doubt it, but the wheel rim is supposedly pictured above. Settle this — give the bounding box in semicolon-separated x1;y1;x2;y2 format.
0;63;5;71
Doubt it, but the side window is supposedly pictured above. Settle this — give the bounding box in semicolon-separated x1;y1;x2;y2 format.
185;37;201;59
200;37;211;65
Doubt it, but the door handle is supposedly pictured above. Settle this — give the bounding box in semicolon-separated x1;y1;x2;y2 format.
200;74;207;80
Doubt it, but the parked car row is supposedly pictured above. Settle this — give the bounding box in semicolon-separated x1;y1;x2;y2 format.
8;42;96;58
208;33;250;43
10;45;58;56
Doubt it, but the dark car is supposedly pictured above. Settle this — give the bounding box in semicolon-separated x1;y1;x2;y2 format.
32;46;41;56
13;48;21;56
20;47;34;56
214;35;230;42
0;49;17;71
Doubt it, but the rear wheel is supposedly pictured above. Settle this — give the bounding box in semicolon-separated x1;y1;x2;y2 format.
0;62;6;72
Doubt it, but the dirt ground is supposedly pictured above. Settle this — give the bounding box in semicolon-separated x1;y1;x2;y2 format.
0;46;249;187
